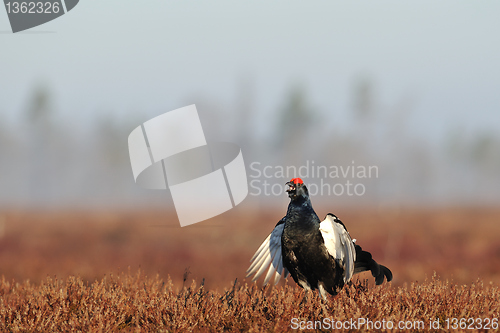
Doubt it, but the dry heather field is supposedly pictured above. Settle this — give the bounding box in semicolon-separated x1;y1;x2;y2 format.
0;207;499;332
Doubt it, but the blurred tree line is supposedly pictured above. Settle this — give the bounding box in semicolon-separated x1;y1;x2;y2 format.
0;81;499;208
0;85;139;207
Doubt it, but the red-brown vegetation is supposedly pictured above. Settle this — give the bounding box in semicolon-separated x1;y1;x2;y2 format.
0;207;499;331
1;273;498;332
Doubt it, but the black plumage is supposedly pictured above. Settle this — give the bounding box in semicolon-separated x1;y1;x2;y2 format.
247;178;392;298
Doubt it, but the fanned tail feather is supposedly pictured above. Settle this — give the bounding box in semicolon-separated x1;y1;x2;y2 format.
354;244;393;285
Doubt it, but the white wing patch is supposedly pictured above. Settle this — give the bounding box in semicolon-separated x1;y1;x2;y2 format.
319;214;356;283
246;221;289;285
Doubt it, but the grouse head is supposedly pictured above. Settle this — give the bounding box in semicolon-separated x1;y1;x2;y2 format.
285;178;309;202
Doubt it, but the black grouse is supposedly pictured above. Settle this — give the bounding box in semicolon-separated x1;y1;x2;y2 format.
246;178;392;298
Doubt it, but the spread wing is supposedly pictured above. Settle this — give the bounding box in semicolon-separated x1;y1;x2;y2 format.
319;213;356;283
246;218;289;286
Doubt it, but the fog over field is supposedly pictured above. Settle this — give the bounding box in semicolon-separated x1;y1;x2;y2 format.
1;2;500;209
0;82;499;209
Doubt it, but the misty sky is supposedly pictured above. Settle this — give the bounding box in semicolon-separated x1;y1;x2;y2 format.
1;1;499;142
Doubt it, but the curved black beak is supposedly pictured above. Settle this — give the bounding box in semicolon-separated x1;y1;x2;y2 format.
285;181;295;193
